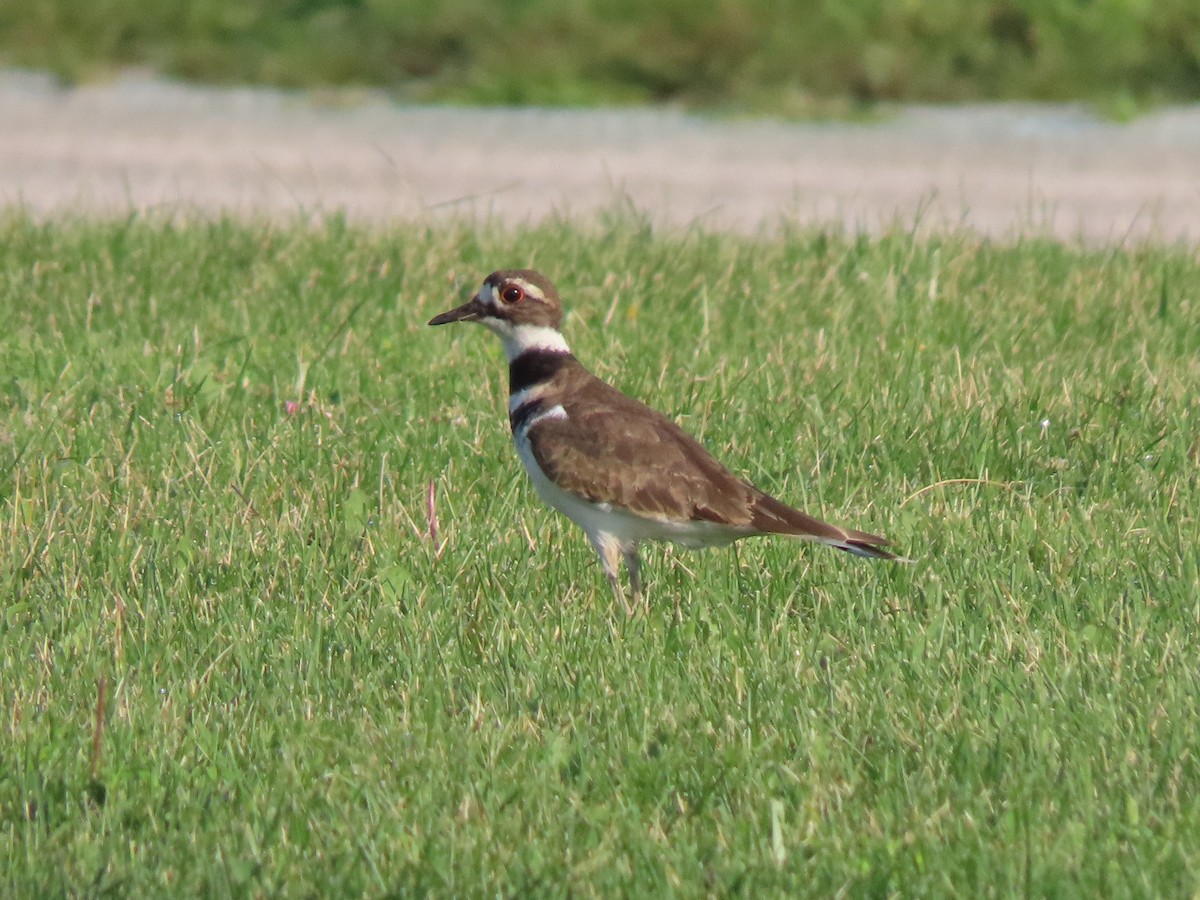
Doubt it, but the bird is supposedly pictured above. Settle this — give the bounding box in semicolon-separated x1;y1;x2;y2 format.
429;269;902;613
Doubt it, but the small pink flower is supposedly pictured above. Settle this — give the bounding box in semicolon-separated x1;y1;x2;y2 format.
285;400;302;416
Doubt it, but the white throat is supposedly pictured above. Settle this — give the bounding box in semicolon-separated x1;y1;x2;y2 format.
484;319;571;362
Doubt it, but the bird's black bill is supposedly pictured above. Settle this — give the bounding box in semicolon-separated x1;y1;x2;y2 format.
428;295;484;326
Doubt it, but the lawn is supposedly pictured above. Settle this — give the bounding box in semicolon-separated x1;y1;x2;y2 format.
2;213;1198;895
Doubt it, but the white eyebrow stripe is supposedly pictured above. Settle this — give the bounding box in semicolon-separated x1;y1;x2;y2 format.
507;278;545;301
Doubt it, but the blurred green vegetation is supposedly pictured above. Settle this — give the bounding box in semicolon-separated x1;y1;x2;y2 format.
2;0;1199;112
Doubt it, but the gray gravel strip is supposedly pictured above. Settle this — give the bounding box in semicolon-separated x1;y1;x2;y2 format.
3;71;1199;243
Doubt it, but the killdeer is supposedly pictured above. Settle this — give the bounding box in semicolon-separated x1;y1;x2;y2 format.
429;269;901;612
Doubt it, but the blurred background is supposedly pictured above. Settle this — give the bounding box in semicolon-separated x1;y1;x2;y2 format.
5;0;1200;115
3;0;1200;239
7;0;1200;114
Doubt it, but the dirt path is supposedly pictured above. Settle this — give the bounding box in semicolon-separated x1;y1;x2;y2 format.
3;71;1199;244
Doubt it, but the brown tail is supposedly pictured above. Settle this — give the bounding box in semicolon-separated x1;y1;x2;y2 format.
749;493;903;561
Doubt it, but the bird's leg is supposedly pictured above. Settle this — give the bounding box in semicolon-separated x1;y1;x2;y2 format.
622;543;644;613
609;573;635;617
589;532;634;616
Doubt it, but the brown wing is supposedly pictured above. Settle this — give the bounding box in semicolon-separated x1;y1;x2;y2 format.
749;492;898;559
526;379;759;525
525;372;900;558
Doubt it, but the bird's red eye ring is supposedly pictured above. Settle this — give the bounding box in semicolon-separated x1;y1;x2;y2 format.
501;285;524;304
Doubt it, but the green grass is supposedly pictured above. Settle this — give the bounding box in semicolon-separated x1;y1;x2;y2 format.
2;213;1199;895
4;0;1200;115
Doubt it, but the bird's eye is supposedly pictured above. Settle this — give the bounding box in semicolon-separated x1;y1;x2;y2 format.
501;285;524;304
